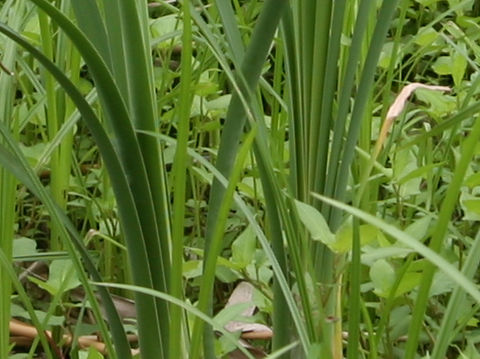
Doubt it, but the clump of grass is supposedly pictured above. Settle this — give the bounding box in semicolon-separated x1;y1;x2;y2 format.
1;1;480;359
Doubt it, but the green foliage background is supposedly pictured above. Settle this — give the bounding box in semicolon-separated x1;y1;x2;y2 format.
1;0;480;358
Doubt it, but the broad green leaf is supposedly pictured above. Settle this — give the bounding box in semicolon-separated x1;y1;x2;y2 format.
19;143;47;167
460;340;480;359
194;81;219;97
239;177;264;201
27;276;57;296
414;26;439;46
150;15;181;48
361;247;413;265
461;193;480;221
10;304;64;326
452;44;467;87
33;311;65;326
404;216;432;241
313;193;480;306
183;260;202;279
398;163;445;187
430;270;456;296
464;172;480;188
231;225;257;268
433;56;452;75
395;272;422;297
415;88;456;117
393;148;419;189
86;347;105;359
207;95;232;119
294;200;335;246
78;347;104;359
370;259;395;297
215;265;240;283
378;42;394;69
432;56;453;75
246;262;273;284
12;237;37;258
334;223;384;253
30;259;81;296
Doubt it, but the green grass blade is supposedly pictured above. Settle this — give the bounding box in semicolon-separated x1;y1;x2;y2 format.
312;0;347;197
20;2;171;355
106;2;172;350
198;1;288;357
329;0;401;229
0;248;53;358
0;1;25;356
312;193;480;305
190;127;257;359
95;0;128;97
94;281;257;359
0;127;126;358
321;0;374;216
0;20;172;357
404;99;480;359
431;231;480;359
212;0;244;61
169;1;193;357
70;0;112;69
347;217;361;359
140;129;311;354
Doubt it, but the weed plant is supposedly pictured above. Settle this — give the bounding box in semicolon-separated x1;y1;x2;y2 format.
0;0;480;358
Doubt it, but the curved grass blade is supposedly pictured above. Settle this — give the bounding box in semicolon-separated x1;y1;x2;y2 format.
196;1;289;357
0;1;24;355
329;0;401;228
93;281;256;359
190;127;258;358
0;21;160;358
0;248;53;358
312;193;480;305
19;1;171;355
0;127;125;358
139;129;311;354
404;95;480;359
169;1;193;357
431;231;480;359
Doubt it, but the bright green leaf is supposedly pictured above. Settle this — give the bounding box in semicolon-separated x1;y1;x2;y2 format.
33;259;81;296
334;223;384;253
294;200;335;245
432;56;453;75
452;44;467;87
414;26;439;46
404;216;432;241
13;237;37;258
231;225;256;268
370;259;395;297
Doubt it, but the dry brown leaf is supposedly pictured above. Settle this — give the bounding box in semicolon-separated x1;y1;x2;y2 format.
386;82;450;120
225;281;255;316
374;82;451;158
223;282;272;358
223;282;273;339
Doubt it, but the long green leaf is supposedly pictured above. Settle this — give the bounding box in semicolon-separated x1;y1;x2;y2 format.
312;193;480;305
23;1;171;355
169;1;193;357
404;95;480;359
431;231;480;359
198;1;289;358
139;129;311;354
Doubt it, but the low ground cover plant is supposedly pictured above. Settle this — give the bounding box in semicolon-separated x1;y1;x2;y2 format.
1;0;480;358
